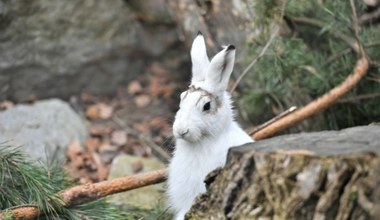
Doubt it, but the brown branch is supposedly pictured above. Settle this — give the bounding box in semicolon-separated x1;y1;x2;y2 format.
252;57;369;140
1;169;168;219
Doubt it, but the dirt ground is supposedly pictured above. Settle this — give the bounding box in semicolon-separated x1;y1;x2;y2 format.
64;61;188;183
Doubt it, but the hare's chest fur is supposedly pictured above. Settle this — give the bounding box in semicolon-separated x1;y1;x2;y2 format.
167;122;253;219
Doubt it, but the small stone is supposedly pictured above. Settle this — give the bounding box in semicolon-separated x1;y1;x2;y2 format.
0;99;88;162
108;154;166;209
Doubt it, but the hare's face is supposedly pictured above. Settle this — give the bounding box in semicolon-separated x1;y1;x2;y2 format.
173;86;225;143
172;32;236;143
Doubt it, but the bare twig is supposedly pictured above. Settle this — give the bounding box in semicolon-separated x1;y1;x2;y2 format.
252;57;369;140
230;27;279;93
1;169;168;219
248;106;297;136
349;0;366;57
359;6;380;25
349;0;360;35
230;0;287;92
140;134;171;163
338;92;380;103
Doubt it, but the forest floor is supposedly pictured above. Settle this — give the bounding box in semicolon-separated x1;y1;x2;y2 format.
64;62;186;184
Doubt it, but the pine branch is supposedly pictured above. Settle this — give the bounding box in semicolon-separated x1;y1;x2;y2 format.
291;16;360;53
1;169;168;219
252;57;369;140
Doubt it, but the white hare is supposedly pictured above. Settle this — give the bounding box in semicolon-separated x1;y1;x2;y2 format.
167;32;254;220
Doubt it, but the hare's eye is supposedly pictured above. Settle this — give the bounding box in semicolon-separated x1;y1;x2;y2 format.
203;101;211;112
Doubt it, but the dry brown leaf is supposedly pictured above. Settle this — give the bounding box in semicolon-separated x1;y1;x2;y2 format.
111;130;128;146
133;122;150;133
0;100;14;110
149;77;162;97
89;124;112;136
128;80;143;95
149;63;168;77
86;103;113;119
91;152;109;181
161;85;175;98
85;138;101;153
66;140;83;158
98;103;113;119
150;117;172;137
86;104;100;119
134;95;151;108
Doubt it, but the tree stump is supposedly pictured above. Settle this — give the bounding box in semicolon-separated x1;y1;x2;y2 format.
187;125;380;219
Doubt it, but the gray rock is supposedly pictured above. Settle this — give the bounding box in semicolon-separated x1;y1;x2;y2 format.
107;154;166;210
0;99;88;162
0;0;179;101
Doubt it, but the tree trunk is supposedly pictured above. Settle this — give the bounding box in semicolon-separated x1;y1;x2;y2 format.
167;0;256;74
187;125;380;219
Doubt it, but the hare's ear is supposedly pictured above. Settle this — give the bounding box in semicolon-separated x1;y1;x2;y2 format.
191;31;209;84
204;45;235;93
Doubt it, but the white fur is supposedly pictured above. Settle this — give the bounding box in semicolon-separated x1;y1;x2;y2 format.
167;33;254;220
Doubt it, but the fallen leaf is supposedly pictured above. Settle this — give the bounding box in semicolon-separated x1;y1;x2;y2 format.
111;130;128;146
66;140;83;158
149;63;168;77
89;124;112;136
92;152;109;181
134;95;151;108
161;85;175;98
80;93;96;103
0;100;14;110
128;80;143;95
98;103;113;119
150;117;172;137
86;104;100;119
149;77;162;97
85;138;101;153
86;103;113;119
133;122;150;133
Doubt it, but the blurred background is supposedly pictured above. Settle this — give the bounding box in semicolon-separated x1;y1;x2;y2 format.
0;0;379;218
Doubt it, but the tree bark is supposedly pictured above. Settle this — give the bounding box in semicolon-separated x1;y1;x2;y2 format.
187;125;380;219
167;0;257;76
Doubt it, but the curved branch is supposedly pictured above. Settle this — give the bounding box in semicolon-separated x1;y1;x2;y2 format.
252;57;369;140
